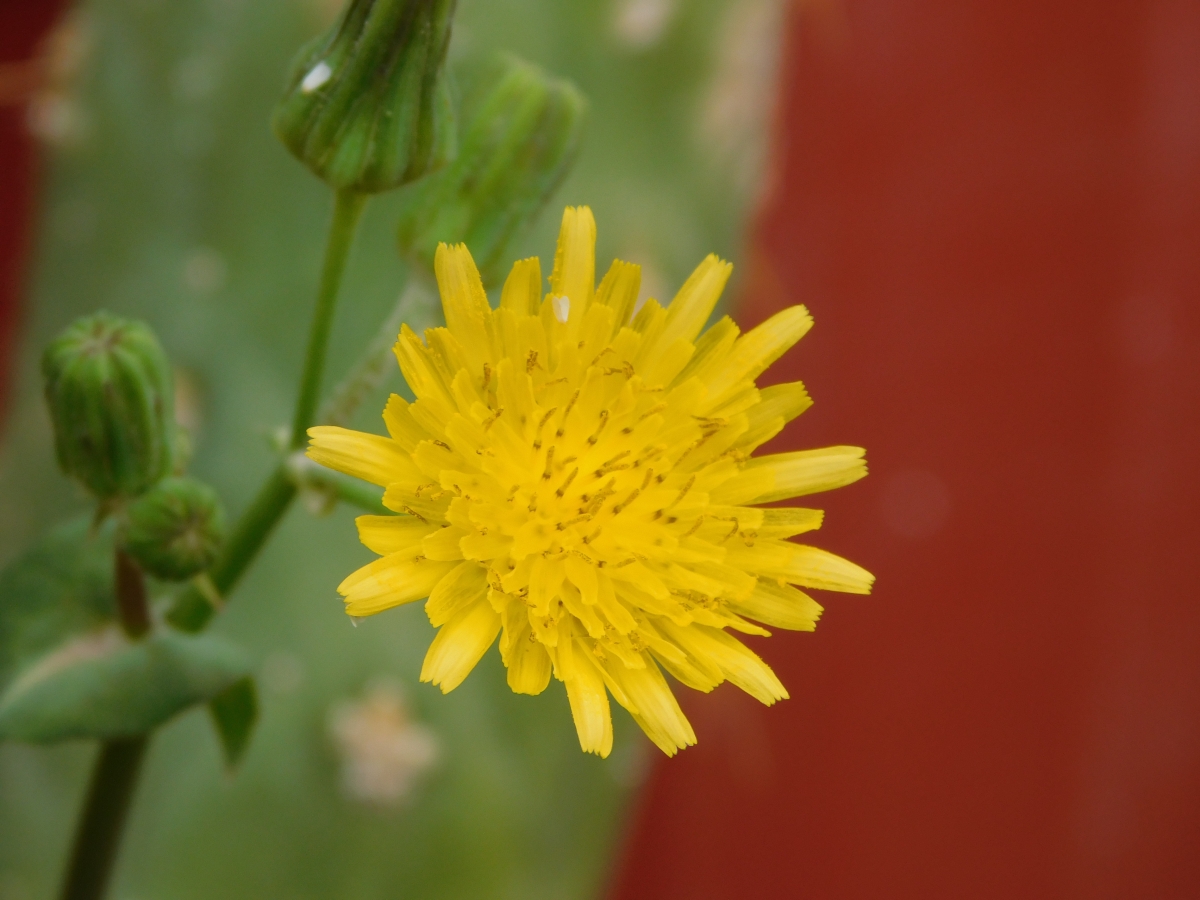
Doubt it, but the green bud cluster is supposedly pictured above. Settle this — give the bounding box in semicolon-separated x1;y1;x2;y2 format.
273;0;457;194
395;54;587;288
122;477;226;582
42;312;175;501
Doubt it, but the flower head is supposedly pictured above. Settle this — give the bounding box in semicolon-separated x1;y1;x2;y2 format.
309;207;873;757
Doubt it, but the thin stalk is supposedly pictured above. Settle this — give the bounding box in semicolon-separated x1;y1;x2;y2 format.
290;189;368;449
58;737;149;900
58;552;152;900
167;190;366;632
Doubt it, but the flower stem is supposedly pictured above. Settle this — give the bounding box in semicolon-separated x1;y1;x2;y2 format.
58;737;149;900
290;189;367;450
58;552;152;900
167;191;366;632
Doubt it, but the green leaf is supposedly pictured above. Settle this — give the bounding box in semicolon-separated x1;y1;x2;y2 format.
0;516;117;689
0;629;252;742
208;676;259;768
0;515;253;743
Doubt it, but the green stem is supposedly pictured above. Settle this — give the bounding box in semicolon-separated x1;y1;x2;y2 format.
60;549;152;900
58;737;150;900
290;189;367;449
167;191;366;632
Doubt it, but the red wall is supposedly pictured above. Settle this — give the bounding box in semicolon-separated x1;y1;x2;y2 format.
611;2;1200;898
0;2;67;419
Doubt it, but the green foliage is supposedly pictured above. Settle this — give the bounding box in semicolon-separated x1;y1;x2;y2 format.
273;0;457;193
41;313;175;501
208;676;259;769
2;0;755;896
0;517;115;690
396;53;586;287
0;518;250;742
0;631;251;743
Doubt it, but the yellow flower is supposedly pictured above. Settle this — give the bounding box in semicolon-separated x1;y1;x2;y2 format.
308;207;873;757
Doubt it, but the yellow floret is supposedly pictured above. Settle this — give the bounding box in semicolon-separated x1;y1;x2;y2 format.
308;207;873;757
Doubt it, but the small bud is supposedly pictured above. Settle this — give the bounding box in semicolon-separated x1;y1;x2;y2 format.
122;476;226;581
272;0;457;194
42;312;174;500
395;54;586;288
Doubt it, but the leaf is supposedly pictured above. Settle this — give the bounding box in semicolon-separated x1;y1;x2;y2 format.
208;676;259;768
0;515;253;743
0;516;117;688
0;629;252;742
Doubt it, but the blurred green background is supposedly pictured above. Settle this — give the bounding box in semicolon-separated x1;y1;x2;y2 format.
0;0;777;897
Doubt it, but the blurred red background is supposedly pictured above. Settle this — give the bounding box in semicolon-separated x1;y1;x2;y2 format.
612;1;1200;898
0;1;66;417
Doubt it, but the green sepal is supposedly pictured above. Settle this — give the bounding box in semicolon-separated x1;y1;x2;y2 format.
272;0;457;194
395;53;587;288
208;675;259;769
41;312;175;501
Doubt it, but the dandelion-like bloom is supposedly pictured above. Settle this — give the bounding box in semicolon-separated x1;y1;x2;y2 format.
309;208;873;757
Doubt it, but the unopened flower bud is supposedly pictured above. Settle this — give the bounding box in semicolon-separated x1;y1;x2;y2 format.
122;476;225;581
42;312;174;500
395;54;586;287
272;0;457;194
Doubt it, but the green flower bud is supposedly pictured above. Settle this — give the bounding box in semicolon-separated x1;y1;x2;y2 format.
272;0;457;194
395;54;587;288
122;476;225;581
42;312;174;500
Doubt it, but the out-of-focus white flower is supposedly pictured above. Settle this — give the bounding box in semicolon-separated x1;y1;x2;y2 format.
25;10;92;147
612;0;679;50
329;679;438;806
182;247;227;295
700;0;787;203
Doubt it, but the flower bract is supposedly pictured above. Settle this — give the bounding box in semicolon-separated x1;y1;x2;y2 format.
309;207;873;757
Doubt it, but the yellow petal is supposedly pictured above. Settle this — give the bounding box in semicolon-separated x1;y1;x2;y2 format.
660;254;733;349
421;525;469;561
561;637;614;758
594;259;642;330
549;206;596;327
426;561;488;626
764;544;875;594
674;316;738;385
736;381;812;451
420;600;501;693
340;556;457;617
505;619;553;695
606;657;696;756
712;446;867;504
355;514;438;555
702;305;813;404
660;621;787;705
382;394;428;452
307;426;420;487
434;243;491;366
756;507;825;539
500;257;542;316
730;579;824;631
